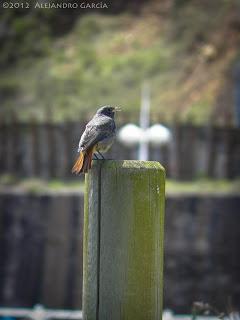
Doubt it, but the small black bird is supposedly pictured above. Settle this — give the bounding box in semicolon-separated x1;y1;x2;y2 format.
72;106;120;174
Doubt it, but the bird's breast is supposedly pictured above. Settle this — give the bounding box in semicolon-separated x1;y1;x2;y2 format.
96;135;115;153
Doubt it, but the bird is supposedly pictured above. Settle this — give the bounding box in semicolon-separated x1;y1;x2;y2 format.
72;105;120;174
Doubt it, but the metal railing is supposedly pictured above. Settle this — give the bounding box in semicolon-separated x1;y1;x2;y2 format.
1;305;237;320
0;305;83;320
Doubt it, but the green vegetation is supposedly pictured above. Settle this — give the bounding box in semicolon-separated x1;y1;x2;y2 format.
1;0;239;123
0;174;239;194
166;178;240;194
0;174;83;193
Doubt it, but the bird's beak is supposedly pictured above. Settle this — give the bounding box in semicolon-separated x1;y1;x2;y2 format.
114;106;121;112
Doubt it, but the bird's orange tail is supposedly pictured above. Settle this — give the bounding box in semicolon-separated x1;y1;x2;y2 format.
71;148;94;174
72;152;85;174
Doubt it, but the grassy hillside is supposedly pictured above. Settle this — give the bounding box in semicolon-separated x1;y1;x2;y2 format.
1;0;240;123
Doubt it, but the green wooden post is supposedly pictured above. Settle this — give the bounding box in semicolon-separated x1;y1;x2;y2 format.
83;160;165;320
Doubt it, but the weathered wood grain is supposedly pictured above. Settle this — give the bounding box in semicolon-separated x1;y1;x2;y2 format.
83;160;165;320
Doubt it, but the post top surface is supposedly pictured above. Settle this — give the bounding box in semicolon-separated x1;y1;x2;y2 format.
91;159;165;172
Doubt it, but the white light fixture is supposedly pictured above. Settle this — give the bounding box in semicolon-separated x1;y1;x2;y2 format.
117;83;172;159
118;124;144;147
145;124;172;146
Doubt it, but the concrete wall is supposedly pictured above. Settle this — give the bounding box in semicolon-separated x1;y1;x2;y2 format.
0;191;84;309
0;191;240;312
164;195;240;312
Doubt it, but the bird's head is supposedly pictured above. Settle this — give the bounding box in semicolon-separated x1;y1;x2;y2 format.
96;105;121;118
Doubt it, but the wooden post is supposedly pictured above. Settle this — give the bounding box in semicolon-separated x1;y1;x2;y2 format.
83;160;165;320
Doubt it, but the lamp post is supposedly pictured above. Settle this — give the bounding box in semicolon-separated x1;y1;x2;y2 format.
118;84;172;159
139;83;150;160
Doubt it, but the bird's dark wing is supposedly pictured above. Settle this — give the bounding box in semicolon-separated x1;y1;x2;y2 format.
78;115;115;151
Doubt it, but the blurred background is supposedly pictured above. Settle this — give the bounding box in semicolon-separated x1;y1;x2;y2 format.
0;0;240;316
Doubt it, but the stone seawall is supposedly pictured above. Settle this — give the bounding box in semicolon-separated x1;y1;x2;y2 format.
0;191;239;312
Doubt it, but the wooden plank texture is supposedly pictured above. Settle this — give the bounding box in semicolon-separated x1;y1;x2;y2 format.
83;160;165;320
